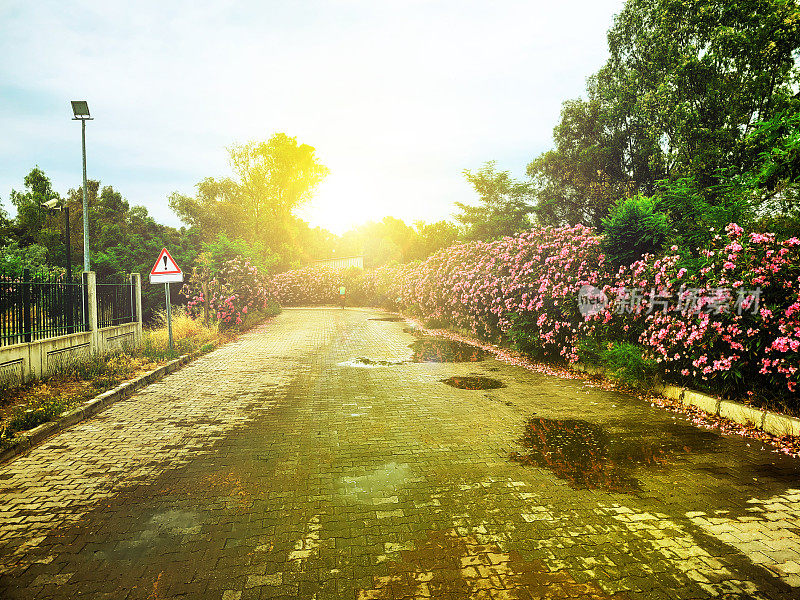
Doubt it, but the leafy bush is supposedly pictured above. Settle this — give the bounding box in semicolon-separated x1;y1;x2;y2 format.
238;300;282;331
4;397;68;436
507;313;543;358
601;195;669;268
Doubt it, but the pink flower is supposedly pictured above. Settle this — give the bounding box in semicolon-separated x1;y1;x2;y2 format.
725;223;744;238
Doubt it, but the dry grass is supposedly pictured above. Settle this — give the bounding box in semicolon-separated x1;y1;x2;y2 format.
143;307;223;358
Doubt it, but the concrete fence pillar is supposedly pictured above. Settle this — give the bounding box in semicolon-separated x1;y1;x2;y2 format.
83;271;99;353
131;272;143;342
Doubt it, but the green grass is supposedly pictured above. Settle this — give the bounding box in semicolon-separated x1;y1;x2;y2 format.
577;338;658;390
6;397;68;433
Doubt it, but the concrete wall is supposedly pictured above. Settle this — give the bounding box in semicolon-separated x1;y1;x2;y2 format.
0;272;143;386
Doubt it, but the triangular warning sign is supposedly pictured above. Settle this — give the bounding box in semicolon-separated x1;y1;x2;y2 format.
150;248;182;275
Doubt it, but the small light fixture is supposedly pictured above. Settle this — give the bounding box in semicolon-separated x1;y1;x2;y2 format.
71;100;91;119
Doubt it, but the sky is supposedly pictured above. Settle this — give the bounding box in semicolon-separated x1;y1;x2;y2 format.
0;0;625;235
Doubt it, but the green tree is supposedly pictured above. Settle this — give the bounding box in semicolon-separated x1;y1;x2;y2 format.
169;133;329;272
9;167;62;249
407;220;460;260
336;218;409;267
528;97;634;228
528;0;800;228
227;133;329;238
294;221;339;262
456;161;534;241
0;203;14;247
330;216;454;267
0;241;48;273
168;177;243;242
603;0;800;193
65;180;100;272
739;102;800;222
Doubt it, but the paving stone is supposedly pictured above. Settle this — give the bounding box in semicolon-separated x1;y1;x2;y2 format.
0;308;799;599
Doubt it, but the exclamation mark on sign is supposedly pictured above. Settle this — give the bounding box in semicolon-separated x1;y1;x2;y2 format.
163;256;168;271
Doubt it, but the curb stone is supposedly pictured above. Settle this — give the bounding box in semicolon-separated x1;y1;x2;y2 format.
0;343;218;466
571;362;800;439
652;382;800;438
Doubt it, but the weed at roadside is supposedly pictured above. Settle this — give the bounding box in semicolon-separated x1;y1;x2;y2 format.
577;339;657;390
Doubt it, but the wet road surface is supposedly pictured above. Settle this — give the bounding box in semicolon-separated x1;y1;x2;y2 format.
1;307;799;599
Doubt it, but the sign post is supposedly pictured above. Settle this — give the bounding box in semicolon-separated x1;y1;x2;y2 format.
149;248;184;350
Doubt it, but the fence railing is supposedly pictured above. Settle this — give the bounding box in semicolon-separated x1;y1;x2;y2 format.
0;270;139;348
96;276;136;329
0;269;87;347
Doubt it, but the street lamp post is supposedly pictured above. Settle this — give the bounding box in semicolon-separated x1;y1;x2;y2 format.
71;100;92;272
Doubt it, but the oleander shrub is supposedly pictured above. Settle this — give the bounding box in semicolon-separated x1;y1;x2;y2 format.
269;222;800;409
184;257;274;329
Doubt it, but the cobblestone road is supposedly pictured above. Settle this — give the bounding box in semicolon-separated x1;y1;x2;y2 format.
1;308;800;599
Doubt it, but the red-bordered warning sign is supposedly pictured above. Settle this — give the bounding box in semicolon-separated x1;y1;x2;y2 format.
149;248;184;283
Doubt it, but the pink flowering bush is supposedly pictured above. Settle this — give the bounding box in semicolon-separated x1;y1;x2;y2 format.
268;266;376;306
269;222;800;408
393;225;605;361
589;224;800;399
184;257;274;329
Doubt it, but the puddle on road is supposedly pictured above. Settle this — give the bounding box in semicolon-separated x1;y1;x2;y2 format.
337;462;412;503
410;338;487;363
369;317;404;322
89;509;202;562
442;376;505;390
338;357;405;368
510;417;675;493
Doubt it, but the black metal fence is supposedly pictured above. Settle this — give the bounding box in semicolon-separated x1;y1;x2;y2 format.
0;269;87;347
96;276;136;328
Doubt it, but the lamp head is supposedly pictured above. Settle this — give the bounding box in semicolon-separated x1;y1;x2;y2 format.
43;198;62;210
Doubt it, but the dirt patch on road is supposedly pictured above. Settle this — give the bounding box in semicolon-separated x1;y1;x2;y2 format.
358;529;629;599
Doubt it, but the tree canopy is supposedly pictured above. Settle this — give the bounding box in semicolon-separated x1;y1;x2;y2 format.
228;133;329;225
169;133;329;270
529;0;800;232
456;161;535;241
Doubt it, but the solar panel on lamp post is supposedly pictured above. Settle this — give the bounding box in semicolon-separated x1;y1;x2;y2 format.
71;101;93;272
